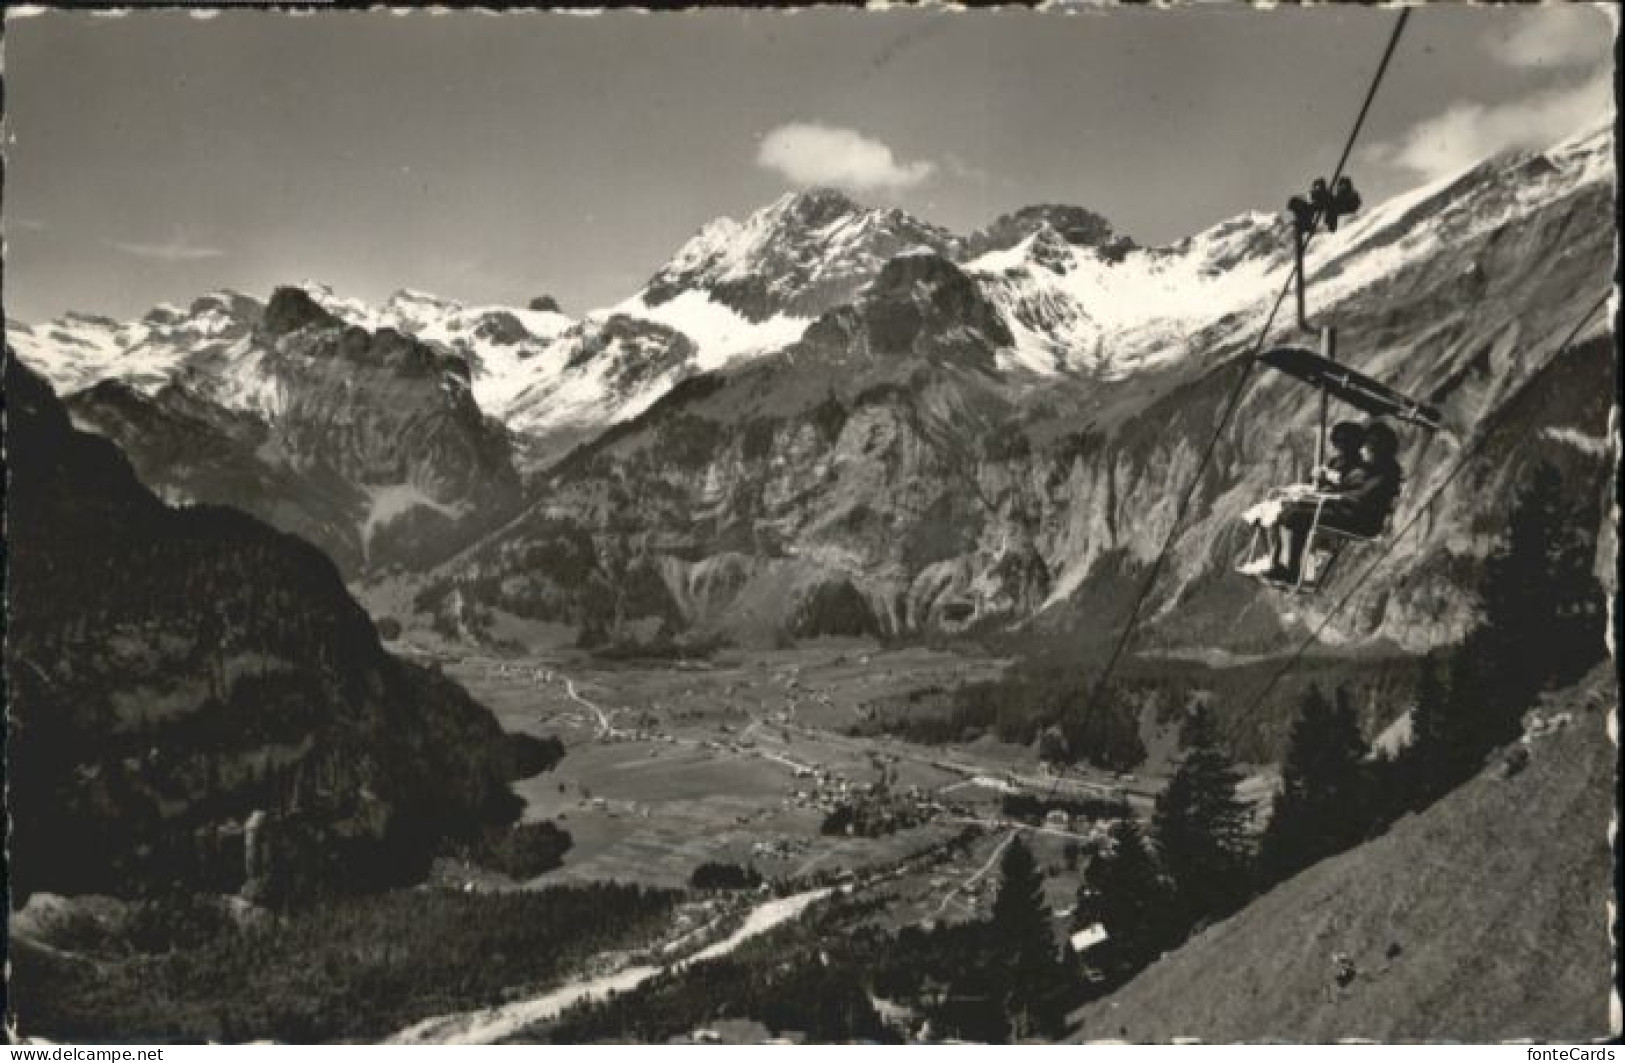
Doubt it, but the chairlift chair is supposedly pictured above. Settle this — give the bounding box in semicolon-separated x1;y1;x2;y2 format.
1236;488;1395;594
1237;176;1436;595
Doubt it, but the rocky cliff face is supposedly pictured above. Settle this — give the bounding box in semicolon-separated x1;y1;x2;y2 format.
412;128;1614;655
58;287;523;575
4;355;534;901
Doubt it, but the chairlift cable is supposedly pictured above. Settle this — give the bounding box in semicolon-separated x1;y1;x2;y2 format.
1042;10;1411;802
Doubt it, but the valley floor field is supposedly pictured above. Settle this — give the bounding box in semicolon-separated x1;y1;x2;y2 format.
409;638;1156;922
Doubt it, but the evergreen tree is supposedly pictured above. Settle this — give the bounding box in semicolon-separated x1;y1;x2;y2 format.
1456;462;1603;741
989;836;1069;1040
1152;704;1251;933
1074;817;1175;980
1401;463;1604;808
1256;684;1370;888
991;835;1050;952
1398;650;1470;807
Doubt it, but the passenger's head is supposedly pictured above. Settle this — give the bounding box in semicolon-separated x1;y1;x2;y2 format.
1361;422;1399;464
1329;421;1365;456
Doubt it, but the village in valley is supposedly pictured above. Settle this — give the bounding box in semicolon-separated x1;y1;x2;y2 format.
416;636;1179;956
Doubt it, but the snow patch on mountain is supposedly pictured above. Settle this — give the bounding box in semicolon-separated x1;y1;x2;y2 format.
611;289;810;373
970;124;1612;381
10;291;263;397
1540;426;1610;457
969;211;1281;377
501;315;697;436
1307;123;1613;313
361;483;468;558
642;188;959;319
188;338;288;418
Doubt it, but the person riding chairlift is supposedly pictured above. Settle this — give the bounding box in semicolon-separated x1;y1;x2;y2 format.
1241;421;1403;584
1288;176;1363;234
1315;420;1366;488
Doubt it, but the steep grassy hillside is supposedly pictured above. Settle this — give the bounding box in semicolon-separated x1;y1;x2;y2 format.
1069;667;1616;1042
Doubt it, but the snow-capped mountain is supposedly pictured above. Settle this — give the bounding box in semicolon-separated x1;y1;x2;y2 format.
11;123;1614;652
8;290;264;398
409;122;1614;656
969;122;1614;381
641;187;961;321
55;286;524;576
16;127;1612;473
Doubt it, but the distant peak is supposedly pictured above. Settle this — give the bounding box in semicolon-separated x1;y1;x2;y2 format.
59;310;122;329
295;279;339;300
188;289;261;318
767;187;866;226
386;287;458;308
263;286;344;336
966;203;1130;260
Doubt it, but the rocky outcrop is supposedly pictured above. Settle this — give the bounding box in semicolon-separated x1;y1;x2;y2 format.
262;286;344;336
794;253;1012;371
964;203;1131;260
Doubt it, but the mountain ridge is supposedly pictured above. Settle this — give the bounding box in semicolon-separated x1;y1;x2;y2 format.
399;125;1613;660
12;125;1615;658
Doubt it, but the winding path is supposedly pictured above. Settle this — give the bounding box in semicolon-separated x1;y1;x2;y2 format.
919;829;1016;928
389;887;833;1045
565;678;617;739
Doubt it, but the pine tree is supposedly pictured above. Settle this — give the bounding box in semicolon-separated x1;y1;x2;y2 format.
1458;462;1603;741
1256;684;1370;888
1152;704;1251;933
1075;817;1175;979
1399;651;1471;807
992;835;1050;955
1401;463;1604;808
990;836;1068;1040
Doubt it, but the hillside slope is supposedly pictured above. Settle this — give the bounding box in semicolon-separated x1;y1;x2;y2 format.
1068;667;1616;1042
4;355;534;901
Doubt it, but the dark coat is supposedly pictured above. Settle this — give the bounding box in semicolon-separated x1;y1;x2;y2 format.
1282;459;1401;537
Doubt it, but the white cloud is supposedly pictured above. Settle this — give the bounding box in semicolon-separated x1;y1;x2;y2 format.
1366;68;1612;182
111;238;227;262
757;122;935;193
1485;5;1614;69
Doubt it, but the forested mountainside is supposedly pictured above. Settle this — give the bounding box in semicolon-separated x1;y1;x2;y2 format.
5;356;546;902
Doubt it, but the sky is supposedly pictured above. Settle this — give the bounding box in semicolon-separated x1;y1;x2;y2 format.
2;3;1615;323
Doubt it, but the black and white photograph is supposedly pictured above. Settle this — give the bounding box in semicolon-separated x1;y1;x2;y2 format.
2;1;1618;1045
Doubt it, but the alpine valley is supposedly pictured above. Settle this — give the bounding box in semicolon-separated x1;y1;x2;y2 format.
7;119;1616;1045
